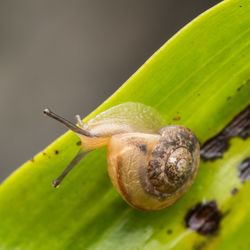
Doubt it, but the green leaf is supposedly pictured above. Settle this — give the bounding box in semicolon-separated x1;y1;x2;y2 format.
0;0;249;249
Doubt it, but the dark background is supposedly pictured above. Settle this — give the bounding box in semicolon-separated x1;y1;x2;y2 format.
0;0;221;182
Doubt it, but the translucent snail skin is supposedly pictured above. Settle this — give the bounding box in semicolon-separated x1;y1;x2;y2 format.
44;102;200;211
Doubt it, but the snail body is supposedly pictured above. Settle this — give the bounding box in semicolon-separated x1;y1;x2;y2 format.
44;102;200;211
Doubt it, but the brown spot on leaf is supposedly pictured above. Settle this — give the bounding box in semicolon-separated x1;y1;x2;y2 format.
30;157;35;162
173;116;181;121
193;241;208;250
231;188;238;195
55;150;59;155
238;157;250;183
185;200;222;235
76;141;81;146
237;79;250;92
42;152;46;156
237;85;243;91
167;229;172;235
201;105;249;161
227;96;231;101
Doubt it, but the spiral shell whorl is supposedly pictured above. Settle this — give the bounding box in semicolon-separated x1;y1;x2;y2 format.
146;126;199;199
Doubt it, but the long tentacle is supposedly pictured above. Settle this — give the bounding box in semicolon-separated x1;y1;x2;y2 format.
43;108;97;137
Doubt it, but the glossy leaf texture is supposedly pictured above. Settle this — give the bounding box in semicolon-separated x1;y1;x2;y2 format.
0;0;250;249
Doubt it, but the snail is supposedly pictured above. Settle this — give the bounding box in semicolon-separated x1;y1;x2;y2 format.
43;102;200;211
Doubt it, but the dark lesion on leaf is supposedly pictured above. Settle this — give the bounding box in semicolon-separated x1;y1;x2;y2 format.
237;157;250;183
185;200;223;235
231;187;238;195
200;105;249;161
237;79;250;92
173;116;181;121
193;241;208;250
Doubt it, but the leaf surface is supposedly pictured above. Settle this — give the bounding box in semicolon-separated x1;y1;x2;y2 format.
0;0;249;249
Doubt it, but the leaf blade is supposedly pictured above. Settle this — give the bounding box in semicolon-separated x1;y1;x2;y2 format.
0;0;250;249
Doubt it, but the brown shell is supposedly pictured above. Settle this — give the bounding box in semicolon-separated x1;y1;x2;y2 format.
107;125;200;211
144;126;200;204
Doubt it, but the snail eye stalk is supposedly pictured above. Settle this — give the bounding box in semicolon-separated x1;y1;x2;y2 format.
43;108;97;137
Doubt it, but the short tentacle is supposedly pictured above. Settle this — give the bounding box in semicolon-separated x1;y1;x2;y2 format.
52;148;89;188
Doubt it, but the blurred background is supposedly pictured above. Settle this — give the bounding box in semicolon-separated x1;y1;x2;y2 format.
0;0;221;182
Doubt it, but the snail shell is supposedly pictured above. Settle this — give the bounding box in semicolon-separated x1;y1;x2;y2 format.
107;125;200;211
